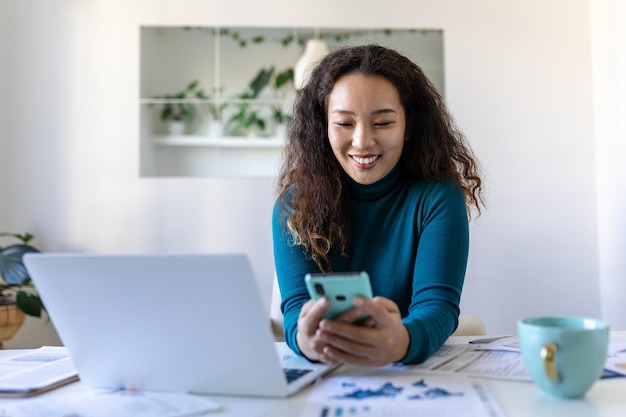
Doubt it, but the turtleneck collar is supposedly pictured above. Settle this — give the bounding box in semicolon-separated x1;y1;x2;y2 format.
345;164;403;201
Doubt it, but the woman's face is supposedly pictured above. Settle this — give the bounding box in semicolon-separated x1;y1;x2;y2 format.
327;73;406;185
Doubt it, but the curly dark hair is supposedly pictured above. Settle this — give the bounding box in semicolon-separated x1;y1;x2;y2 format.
277;44;484;272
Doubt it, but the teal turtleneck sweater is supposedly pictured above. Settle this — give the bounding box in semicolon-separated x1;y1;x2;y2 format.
272;166;469;364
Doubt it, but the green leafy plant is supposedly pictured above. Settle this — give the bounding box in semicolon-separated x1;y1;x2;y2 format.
271;68;294;125
226;67;275;136
0;232;45;318
204;86;229;121
185;26;432;49
226;67;294;136
153;80;229;137
155;80;208;124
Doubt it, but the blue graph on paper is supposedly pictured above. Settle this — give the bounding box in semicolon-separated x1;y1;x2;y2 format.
333;378;463;401
303;374;501;417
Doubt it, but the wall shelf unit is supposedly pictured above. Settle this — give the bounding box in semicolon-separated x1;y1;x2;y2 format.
151;136;285;148
139;26;444;178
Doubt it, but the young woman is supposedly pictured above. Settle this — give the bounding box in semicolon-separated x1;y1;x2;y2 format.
273;44;484;366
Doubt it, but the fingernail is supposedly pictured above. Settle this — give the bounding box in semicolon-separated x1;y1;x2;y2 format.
317;297;328;306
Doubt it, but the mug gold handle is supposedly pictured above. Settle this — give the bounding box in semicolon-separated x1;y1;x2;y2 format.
541;342;561;383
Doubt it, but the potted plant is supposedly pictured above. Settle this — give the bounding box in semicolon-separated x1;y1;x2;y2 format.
0;233;44;315
225;68;272;137
204;86;229;138
154;80;208;135
225;67;294;138
0;232;44;347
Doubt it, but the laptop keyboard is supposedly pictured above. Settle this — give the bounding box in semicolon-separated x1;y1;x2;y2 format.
283;368;313;383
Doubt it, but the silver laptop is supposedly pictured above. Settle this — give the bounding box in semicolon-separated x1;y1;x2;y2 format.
23;253;334;397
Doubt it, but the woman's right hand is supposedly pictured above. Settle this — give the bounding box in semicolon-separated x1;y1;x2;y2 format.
295;298;333;363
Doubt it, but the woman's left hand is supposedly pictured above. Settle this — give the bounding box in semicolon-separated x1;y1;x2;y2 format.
314;296;410;367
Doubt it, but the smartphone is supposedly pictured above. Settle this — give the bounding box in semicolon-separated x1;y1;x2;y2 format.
304;271;373;320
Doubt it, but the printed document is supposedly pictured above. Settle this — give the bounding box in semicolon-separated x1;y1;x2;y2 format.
301;368;505;417
0;346;78;397
0;388;222;417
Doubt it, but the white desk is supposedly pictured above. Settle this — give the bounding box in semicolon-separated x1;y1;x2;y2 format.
1;333;625;417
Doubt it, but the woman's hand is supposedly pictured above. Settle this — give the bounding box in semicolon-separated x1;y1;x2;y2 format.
296;296;409;367
295;297;332;362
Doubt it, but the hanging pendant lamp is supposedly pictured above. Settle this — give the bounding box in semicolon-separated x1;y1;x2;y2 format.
294;38;329;90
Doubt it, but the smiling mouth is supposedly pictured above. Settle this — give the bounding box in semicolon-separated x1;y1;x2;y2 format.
351;155;380;165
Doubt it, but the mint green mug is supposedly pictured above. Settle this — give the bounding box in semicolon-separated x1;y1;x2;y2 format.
517;316;609;398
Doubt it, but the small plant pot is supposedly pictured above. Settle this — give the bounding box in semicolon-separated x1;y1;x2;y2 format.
208;119;223;138
166;121;186;136
0;303;25;349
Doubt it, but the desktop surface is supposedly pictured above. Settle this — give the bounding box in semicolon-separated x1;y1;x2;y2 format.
1;333;625;417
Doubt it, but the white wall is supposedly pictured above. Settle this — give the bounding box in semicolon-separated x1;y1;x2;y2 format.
2;0;616;347
590;0;626;331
